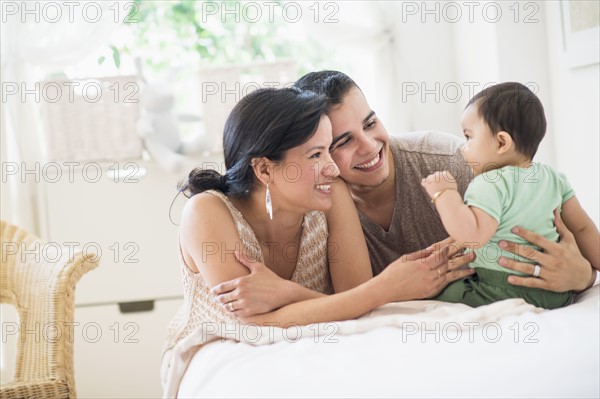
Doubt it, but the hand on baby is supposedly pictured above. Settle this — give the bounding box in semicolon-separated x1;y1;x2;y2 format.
421;171;458;199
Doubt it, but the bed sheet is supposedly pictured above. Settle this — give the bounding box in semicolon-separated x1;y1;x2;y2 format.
178;286;599;398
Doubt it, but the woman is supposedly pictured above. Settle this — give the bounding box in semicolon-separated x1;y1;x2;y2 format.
162;87;467;397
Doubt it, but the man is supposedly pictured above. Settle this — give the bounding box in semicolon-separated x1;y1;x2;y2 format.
294;70;596;293
211;71;596;309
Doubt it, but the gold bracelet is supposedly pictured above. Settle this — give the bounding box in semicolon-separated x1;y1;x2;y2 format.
431;189;451;204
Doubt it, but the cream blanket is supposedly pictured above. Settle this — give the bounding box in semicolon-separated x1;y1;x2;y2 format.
166;286;599;398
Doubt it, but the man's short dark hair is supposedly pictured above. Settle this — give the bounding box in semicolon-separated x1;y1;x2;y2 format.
294;70;359;109
467;82;547;159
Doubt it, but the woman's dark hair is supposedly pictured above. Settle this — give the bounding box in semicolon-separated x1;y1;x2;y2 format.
467;82;547;159
178;87;328;198
294;70;359;109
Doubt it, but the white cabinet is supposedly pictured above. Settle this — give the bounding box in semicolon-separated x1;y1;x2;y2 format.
74;298;183;398
42;160;184;305
39;158;222;396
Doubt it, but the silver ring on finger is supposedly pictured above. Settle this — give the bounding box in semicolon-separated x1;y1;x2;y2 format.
532;264;541;278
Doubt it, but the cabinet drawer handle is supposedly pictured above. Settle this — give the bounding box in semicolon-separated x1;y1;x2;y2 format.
118;300;154;313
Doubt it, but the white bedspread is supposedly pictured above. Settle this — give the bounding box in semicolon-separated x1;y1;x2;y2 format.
177;286;599;398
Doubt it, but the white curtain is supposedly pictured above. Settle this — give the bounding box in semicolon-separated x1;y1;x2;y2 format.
295;1;410;133
0;1;124;234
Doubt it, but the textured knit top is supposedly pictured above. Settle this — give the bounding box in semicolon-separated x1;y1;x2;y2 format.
163;189;333;353
361;131;472;275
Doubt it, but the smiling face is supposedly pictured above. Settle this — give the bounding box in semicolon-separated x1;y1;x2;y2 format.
461;103;504;176
326;87;392;189
271;115;340;213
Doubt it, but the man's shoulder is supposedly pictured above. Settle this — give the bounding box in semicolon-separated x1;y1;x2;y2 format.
389;131;463;156
390;131;471;192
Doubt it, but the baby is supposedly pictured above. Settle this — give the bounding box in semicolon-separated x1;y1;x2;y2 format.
422;82;599;309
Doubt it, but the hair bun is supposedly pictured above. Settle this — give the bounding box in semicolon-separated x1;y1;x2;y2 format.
178;169;229;197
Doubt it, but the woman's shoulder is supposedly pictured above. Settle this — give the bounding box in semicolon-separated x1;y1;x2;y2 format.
181;190;235;228
183;189;222;211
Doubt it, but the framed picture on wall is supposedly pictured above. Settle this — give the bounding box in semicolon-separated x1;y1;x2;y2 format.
561;0;600;68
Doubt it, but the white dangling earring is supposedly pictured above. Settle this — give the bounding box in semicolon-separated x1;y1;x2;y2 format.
265;183;273;220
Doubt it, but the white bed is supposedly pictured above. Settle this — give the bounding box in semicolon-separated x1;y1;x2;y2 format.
177;285;599;398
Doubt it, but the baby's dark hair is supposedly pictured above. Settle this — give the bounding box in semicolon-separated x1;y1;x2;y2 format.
294;70;359;110
178;87;328;198
467;82;546;159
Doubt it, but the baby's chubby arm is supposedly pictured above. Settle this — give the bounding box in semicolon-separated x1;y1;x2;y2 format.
422;171;498;248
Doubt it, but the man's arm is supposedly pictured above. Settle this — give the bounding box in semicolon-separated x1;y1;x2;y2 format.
560;196;600;271
498;209;596;292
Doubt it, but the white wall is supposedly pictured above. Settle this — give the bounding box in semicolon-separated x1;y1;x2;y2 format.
380;0;599;227
387;7;460;134
493;2;556;166
545;1;600;227
0;102;15;223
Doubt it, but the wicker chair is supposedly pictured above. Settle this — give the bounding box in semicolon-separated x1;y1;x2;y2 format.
0;221;99;399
